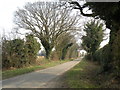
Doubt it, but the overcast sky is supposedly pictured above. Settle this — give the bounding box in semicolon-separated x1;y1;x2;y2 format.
0;0;57;34
0;0;110;48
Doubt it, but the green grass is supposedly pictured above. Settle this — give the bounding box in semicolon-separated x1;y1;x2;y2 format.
65;59;100;88
2;59;71;80
64;59;120;88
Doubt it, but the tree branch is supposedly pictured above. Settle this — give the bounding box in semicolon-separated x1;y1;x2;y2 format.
69;1;94;17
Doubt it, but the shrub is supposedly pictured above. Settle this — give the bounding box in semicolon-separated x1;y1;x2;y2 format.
2;34;40;69
111;30;120;76
25;34;40;64
2;39;26;68
93;44;111;71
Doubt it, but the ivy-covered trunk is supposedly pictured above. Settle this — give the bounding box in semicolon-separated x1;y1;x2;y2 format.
61;43;73;60
45;47;52;59
41;39;53;59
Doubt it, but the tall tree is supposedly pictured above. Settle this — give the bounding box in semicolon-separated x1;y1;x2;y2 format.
82;20;103;60
14;2;79;59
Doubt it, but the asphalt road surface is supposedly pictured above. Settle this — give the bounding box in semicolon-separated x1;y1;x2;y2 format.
2;58;81;88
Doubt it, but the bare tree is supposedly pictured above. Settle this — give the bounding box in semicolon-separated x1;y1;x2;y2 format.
14;2;79;59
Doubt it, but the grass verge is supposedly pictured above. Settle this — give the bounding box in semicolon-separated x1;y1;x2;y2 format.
63;59;120;88
2;59;71;80
64;59;101;88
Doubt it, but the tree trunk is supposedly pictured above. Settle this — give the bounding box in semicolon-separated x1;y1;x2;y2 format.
40;39;53;59
45;48;52;59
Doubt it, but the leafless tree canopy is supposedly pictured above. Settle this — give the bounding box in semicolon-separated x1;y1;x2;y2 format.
14;2;80;58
